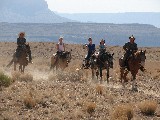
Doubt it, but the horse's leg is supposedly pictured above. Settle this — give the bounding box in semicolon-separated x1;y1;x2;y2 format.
91;68;95;80
131;71;138;92
96;69;99;80
99;66;102;83
22;65;25;73
106;67;109;83
120;67;124;83
123;70;129;82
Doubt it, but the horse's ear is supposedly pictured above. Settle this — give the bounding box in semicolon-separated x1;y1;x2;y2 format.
112;53;114;56
144;50;146;53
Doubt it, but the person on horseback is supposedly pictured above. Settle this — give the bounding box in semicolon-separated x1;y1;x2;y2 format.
122;35;137;67
16;32;32;63
99;39;106;53
84;37;95;68
55;37;66;60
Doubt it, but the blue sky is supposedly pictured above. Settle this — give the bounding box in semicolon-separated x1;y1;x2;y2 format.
45;0;160;13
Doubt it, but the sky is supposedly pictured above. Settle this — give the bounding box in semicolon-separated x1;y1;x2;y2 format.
45;0;160;13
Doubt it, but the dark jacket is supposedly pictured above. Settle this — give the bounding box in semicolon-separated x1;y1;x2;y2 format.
123;42;138;52
17;38;26;46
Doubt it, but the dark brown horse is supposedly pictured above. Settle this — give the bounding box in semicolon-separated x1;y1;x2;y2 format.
7;44;30;73
90;50;114;83
119;50;146;91
50;51;72;70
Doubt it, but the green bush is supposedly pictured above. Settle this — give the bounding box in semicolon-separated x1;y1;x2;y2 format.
0;72;12;87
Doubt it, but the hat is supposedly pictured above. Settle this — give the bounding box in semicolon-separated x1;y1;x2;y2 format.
129;35;135;40
88;37;92;41
18;32;25;37
59;37;63;40
100;39;105;42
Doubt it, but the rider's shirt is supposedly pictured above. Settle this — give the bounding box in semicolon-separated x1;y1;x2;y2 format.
123;42;138;52
58;42;65;52
99;44;105;51
17;38;26;46
88;44;95;53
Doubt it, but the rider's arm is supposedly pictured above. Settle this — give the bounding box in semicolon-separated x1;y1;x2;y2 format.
17;38;20;46
123;43;128;51
56;43;59;51
63;43;65;51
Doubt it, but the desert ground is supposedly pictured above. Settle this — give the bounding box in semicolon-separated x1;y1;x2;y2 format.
0;42;160;120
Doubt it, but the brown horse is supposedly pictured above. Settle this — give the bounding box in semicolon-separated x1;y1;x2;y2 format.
119;50;146;91
50;51;72;70
7;44;30;73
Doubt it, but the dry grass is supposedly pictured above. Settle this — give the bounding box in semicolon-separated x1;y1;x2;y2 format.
111;104;133;120
86;102;96;114
11;72;33;82
0;42;160;119
96;84;104;95
24;95;36;109
138;100;157;116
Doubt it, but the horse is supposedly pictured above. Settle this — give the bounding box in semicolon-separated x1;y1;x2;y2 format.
7;44;30;73
119;50;146;91
50;51;72;70
90;49;114;83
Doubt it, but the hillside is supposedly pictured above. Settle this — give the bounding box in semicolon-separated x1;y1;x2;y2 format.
0;42;160;119
0;0;71;23
59;12;160;28
0;22;160;47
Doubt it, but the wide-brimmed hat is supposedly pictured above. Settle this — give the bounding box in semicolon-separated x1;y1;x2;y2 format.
18;32;25;37
129;35;135;40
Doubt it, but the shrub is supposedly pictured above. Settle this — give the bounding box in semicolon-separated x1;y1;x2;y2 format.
0;72;12;87
86;102;96;114
111;104;133;120
24;95;36;109
138;100;157;116
96;84;104;95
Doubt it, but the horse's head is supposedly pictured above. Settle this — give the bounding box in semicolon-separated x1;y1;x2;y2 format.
65;51;72;64
107;53;114;68
135;50;146;67
101;52;114;68
139;50;146;67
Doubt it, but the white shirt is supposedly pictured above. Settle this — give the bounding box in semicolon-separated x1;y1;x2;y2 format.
58;42;64;52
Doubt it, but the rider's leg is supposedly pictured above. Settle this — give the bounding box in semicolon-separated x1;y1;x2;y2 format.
28;50;32;63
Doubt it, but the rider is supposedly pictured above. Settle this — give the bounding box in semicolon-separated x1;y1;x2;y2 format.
99;39;106;53
16;32;32;63
122;35;137;67
55;37;66;60
85;37;95;68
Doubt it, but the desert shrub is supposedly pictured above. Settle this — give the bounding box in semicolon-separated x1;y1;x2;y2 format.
24;95;36;109
111;104;133;120
138;100;157;116
86;102;96;114
0;72;12;87
96;84;104;95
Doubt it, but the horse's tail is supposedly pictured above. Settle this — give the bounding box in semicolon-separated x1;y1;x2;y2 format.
6;59;14;68
6;53;17;68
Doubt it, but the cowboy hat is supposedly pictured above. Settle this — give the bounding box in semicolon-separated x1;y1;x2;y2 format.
18;32;25;37
129;35;135;40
